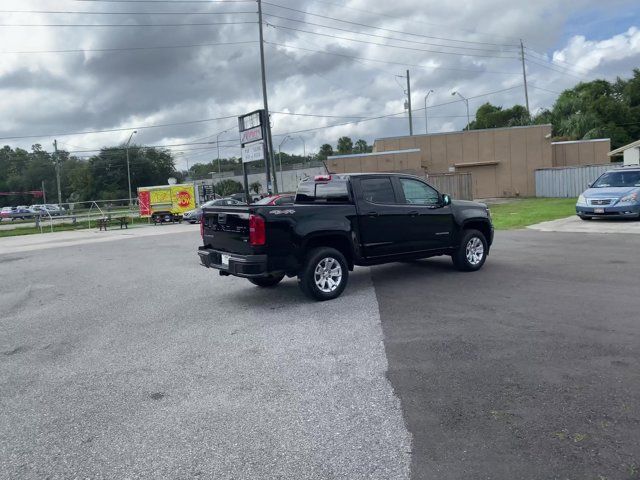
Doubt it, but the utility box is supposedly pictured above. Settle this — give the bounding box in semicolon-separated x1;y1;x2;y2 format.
137;184;195;223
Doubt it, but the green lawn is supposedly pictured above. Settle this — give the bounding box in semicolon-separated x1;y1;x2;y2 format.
487;197;577;230
0;216;151;238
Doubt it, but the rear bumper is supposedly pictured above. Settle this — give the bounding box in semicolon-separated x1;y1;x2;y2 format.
198;247;269;278
576;205;640;217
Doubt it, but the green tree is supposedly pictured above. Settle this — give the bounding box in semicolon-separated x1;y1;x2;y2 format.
215;179;243;196
534;70;640;147
353;139;370;153
249;181;262;194
337;136;353;154
468;103;530;130
317;144;334;160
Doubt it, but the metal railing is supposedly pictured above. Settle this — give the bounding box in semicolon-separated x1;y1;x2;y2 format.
1;198;146;234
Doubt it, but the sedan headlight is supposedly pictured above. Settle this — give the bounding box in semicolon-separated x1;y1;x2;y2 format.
618;192;639;204
576;194;587;206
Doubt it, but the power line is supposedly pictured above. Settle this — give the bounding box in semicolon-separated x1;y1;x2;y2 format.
73;0;253;3
528;85;564;95
0;115;240;141
262;2;518;48
0;21;256;27
263;13;519;53
524;55;586;80
272;86;523;137
524;47;590;74
1;40;258;54
302;0;523;45
0;10;256;15
266;23;518;59
265;41;521;76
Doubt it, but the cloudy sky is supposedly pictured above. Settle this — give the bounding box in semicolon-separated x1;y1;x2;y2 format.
1;0;639;170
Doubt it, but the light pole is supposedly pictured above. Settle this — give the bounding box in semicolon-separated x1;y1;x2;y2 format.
424;89;434;134
278;136;291;191
451;91;470;130
125;130;137;207
216;127;235;174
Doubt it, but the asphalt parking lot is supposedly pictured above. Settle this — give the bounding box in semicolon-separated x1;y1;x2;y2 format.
1;226;639;479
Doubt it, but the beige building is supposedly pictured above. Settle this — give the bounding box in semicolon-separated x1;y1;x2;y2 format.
327;125;611;198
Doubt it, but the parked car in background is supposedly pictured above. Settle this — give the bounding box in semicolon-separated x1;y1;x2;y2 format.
252;193;295;206
576;167;640;220
184;197;245;224
0;206;34;221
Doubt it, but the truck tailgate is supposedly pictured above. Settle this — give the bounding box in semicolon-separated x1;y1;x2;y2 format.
201;206;254;255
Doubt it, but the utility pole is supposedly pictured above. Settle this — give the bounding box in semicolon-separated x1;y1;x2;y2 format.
520;39;530;116
53;139;62;206
125;130;137;207
257;0;277;194
41;180;47;204
406;69;413;136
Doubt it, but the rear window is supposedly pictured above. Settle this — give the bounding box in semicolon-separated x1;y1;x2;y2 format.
295;178;351;203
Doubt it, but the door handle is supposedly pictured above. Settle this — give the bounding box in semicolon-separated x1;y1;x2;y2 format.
366;211;379;217
408;210;419;216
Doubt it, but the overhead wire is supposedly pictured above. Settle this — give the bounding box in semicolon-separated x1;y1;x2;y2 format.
302;0;524;45
0;21;256;27
262;2;519;48
265;23;518;59
263;13;520;54
265;42;521;76
1;40;258;54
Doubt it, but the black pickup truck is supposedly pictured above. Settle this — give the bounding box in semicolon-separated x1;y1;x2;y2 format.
198;173;493;301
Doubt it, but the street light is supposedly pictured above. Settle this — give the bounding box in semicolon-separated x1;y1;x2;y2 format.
424;89;434;134
278;136;292;190
451;91;470;130
216;127;235;174
125;130;137;207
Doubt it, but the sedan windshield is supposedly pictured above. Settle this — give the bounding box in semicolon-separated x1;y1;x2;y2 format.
592;170;640;188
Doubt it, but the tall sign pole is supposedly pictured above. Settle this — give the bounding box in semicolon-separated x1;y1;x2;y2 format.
520;40;530;116
257;0;277;194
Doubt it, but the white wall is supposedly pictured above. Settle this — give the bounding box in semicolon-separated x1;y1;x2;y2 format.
623;147;640;166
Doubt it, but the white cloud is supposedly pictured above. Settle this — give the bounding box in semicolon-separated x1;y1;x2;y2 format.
553;26;640;71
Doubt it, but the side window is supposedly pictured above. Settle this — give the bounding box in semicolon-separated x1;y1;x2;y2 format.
360;177;396;204
274;196;293;205
399;178;440;206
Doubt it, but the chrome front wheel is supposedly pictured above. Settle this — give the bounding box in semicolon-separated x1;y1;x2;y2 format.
314;257;343;293
465;236;485;266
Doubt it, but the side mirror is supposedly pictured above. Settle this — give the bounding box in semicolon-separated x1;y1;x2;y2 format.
587;182;593;188
442;194;451;206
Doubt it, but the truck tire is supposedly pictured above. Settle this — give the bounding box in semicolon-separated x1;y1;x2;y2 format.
249;274;285;288
298;247;349;301
452;229;488;272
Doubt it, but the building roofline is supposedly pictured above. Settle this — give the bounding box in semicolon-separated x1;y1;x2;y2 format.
608;139;640;156
374;123;553;142
551;138;610;145
327;148;420;160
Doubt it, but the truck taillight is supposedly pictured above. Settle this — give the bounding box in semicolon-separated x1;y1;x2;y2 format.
200;218;204;238
249;214;265;246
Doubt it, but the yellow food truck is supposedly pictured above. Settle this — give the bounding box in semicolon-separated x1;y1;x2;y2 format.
137;183;195;223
